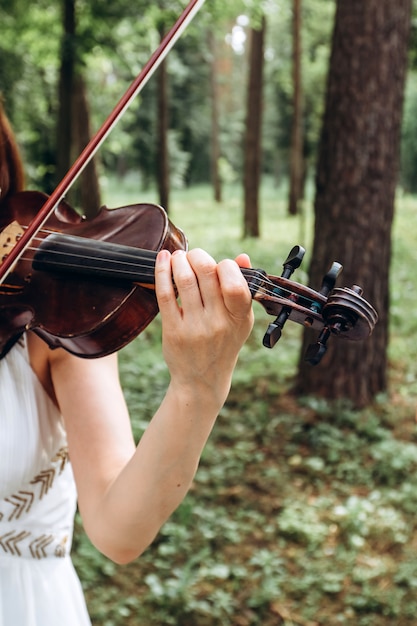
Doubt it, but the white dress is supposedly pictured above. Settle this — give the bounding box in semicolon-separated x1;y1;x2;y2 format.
0;336;91;625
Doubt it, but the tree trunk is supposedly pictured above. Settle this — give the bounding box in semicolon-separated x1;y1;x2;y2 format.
56;0;75;185
71;73;101;218
288;0;303;216
295;0;412;407
243;16;266;238
209;30;222;204
156;26;169;212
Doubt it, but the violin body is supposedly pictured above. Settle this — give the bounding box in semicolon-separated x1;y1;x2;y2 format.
0;191;187;358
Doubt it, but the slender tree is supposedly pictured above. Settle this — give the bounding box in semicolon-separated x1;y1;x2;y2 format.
296;0;412;407
56;0;75;185
156;48;169;212
155;4;172;212
71;73;101;218
243;15;266;238
56;0;101;213
288;0;303;216
208;29;222;203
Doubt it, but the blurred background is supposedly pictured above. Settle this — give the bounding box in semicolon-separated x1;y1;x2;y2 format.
2;0;417;624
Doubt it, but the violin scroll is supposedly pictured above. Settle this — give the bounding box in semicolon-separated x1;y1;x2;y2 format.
254;246;378;365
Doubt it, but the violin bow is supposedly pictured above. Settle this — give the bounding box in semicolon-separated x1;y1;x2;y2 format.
0;0;206;284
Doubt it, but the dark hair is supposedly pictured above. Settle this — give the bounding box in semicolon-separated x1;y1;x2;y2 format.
0;100;25;202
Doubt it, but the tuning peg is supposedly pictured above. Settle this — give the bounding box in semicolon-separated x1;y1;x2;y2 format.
303;262;343;363
263;245;305;349
304;327;331;365
320;261;343;296
263;310;288;348
304;260;344;329
282;245;305;279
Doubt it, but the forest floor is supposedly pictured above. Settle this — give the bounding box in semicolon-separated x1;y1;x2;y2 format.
72;183;417;625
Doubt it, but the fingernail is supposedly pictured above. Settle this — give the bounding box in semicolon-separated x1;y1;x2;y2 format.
157;249;171;261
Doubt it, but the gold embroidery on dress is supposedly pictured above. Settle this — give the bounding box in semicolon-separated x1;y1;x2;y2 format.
30;534;54;559
0;530;31;556
0;447;71;559
54;535;68;558
52;447;69;473
30;468;56;498
0;530;69;559
4;491;34;520
0;448;69;522
28;446;69;499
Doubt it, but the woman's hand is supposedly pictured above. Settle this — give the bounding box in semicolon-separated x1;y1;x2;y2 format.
155;248;254;410
48;248;254;564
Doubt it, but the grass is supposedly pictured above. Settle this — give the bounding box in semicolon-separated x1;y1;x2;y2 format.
72;178;417;625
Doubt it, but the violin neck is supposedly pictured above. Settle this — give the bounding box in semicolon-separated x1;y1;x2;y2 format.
33;233;158;286
33;233;263;297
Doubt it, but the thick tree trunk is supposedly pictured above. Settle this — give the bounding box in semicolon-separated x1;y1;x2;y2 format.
296;0;412;407
243;17;265;238
56;0;75;185
288;0;303;216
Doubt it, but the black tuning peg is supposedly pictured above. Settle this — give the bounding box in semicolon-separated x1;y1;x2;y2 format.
263;311;287;348
263;245;305;349
304;327;331;365
304;261;343;364
282;245;306;278
319;261;342;296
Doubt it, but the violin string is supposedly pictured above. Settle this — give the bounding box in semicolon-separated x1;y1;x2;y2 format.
14;226;273;288
15;231;159;277
10;243;316;305
3;230;319;306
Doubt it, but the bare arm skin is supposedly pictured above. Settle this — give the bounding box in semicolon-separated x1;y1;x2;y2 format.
29;248;253;564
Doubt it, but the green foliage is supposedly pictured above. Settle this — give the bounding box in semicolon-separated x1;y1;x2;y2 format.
0;0;335;195
0;2;60;189
262;0;335;183
1;0;415;201
69;182;417;625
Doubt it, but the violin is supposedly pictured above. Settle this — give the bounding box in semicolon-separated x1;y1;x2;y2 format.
0;190;378;364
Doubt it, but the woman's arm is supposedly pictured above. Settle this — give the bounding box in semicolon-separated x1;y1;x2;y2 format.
49;248;254;563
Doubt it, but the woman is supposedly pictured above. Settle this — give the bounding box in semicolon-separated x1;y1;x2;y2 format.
0;102;254;624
